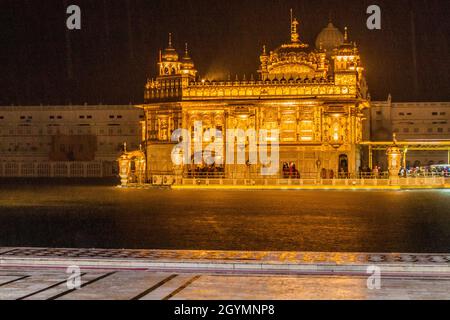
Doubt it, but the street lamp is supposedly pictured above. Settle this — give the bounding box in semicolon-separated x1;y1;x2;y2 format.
386;135;402;180
118;153;131;187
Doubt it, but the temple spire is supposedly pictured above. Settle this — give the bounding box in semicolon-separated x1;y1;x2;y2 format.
290;9;300;43
344;27;349;42
168;33;173;48
184;42;191;58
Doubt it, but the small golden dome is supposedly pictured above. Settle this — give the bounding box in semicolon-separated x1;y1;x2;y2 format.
315;22;344;52
181;43;195;70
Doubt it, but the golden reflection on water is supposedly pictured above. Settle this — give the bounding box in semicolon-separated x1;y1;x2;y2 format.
0;184;449;252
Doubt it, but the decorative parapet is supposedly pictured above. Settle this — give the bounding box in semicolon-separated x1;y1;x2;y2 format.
182;80;357;100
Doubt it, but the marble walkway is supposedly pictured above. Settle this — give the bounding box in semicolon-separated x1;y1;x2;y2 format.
1;267;450;300
1;248;450;300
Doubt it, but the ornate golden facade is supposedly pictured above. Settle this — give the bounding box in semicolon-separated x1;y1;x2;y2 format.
140;14;370;180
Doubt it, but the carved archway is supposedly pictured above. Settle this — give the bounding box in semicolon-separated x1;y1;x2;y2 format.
118;149;146;186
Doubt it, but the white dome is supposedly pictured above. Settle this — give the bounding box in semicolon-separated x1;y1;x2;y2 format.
315;22;344;52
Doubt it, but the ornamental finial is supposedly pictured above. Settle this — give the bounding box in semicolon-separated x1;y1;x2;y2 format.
344;27;349;42
290;9;300;43
168;33;173;47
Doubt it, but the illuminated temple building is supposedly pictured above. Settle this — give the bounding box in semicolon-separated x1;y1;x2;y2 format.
139;14;371;180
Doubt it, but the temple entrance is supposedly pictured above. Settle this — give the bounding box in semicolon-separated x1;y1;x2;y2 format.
186;152;225;178
339;154;349;178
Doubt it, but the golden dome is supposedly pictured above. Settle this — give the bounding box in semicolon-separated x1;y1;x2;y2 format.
315;22;344;52
162;33;179;62
259;11;328;81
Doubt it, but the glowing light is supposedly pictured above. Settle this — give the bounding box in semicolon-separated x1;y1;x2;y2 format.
333;133;339;141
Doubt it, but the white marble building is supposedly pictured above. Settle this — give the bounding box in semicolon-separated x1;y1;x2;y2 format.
371;97;450;167
0;105;143;177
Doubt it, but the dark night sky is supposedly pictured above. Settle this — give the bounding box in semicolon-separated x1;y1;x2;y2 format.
0;0;449;105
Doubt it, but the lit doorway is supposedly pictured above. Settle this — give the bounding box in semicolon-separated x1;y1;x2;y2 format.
339;154;349;176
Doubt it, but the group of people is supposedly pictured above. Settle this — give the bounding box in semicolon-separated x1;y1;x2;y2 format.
357;165;450;178
399;166;449;177
282;162;301;179
357;165;385;179
320;168;335;179
186;163;450;179
187;165;225;178
320;168;349;179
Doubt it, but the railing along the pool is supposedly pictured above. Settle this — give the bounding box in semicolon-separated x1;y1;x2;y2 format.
179;176;446;187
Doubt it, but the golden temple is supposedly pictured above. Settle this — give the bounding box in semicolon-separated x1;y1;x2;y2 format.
138;12;371;181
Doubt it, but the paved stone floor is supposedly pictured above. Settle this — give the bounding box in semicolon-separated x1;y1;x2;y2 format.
2;248;450;300
1;267;450;300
